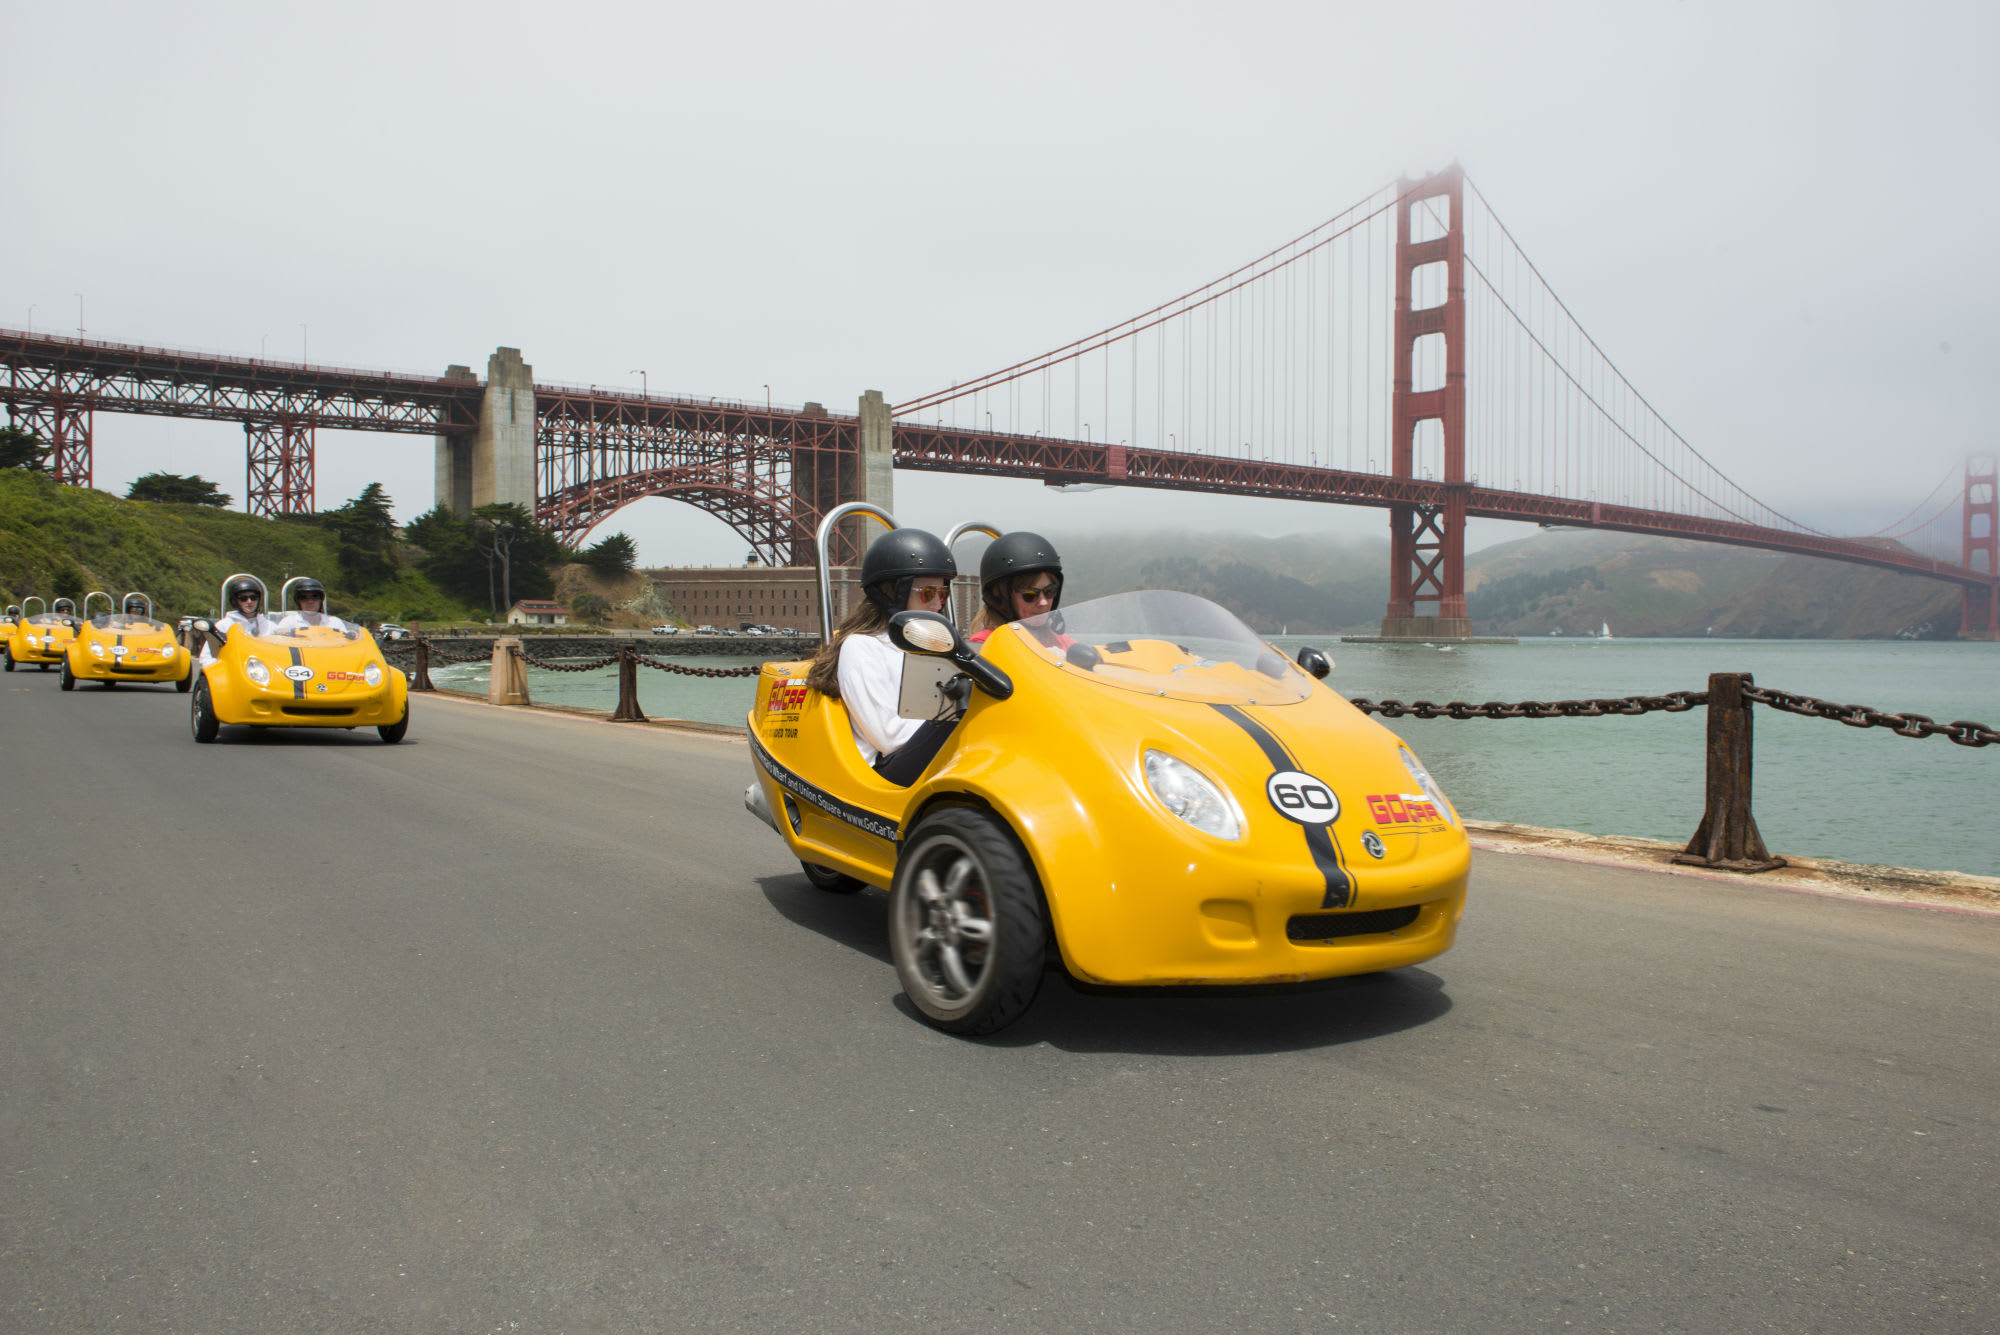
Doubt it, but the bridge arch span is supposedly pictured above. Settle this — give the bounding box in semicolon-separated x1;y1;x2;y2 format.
538;465;808;566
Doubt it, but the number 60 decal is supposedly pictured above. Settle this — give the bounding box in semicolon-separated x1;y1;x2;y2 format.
1265;770;1339;824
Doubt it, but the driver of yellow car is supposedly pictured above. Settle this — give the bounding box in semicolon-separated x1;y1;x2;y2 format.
804;527;960;787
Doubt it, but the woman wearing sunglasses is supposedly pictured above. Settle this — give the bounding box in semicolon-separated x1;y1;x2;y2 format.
968;531;1069;648
805;527;960;786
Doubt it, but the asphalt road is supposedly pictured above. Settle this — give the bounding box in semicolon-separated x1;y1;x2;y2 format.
3;668;1995;1333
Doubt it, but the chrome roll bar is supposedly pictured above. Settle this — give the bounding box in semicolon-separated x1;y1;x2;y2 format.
814;502;896;644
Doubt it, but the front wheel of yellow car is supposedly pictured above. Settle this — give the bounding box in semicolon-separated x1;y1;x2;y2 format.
174;667;192;693
191;677;219;743
889;807;1048;1036
377;708;408;744
2;647;12;671
59;658;75;690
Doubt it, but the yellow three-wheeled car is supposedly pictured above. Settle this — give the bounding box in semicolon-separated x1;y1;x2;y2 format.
745;509;1470;1035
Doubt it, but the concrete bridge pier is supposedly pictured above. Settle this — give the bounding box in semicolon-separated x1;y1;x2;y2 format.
435;349;536;515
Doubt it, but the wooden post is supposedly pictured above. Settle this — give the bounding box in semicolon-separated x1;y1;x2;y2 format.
610;642;647;723
489;636;530;706
1674;672;1785;872
410;635;435;691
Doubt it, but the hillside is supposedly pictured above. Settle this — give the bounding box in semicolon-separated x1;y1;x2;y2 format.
1030;524;1962;638
1462;529;1962;639
0;471;474;622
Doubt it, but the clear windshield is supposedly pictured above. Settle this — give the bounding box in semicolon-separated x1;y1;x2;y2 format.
26;614;73;627
253;623;362;645
91;615;168;632
1001;589;1313;706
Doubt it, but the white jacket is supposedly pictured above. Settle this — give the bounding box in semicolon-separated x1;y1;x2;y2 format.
837;630;923;765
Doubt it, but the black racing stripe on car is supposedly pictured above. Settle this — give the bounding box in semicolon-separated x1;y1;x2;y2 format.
1208;703;1353;910
749;737;901;846
289;646;305;700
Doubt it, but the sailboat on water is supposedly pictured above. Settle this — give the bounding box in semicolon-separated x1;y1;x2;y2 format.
1599;620;1613;640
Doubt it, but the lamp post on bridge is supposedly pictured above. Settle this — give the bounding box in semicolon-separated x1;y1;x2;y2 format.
25;305;34;334
630;369;647;397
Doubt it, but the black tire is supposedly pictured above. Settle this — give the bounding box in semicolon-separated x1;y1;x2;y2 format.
377;707;409;744
888;807;1048;1035
2;647;12;671
174;666;192;693
59;658;75;691
38;662;49;671
800;861;863;894
191;676;219;743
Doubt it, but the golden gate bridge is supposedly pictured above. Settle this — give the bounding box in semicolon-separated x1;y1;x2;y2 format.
4;166;1995;638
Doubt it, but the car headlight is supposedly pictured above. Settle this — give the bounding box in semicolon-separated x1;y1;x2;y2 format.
160;644;175;659
1143;749;1243;840
90;642;105;657
363;661;382;687
245;657;270;686
25;636;37;647
1399;748;1458;826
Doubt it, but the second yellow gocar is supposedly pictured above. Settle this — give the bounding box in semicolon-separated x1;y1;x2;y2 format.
190;576;409;743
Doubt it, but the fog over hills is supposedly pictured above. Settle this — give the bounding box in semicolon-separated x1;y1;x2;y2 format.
1043;527;1961;639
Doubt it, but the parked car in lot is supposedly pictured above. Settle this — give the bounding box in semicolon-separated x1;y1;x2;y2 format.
651;625;681;635
375;623;411;641
696;625;719;634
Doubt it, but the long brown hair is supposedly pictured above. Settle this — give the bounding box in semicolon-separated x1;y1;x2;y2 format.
805;597;889;698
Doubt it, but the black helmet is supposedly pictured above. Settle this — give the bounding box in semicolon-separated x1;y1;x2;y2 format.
122;593;148;616
859;528;956;614
979;530;1063;615
5;605;18;620
223;577;262;611
52;597;76;615
291;577;327;607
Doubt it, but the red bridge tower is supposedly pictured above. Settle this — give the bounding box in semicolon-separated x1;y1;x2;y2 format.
1380;165;1471;640
1965;453;1998;639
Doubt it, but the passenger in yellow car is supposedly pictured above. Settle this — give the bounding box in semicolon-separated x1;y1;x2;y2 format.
967;531;1070;649
804;527;959;786
273;578;352;633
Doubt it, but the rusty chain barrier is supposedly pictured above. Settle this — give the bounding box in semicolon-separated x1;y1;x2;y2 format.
1738;685;2000;748
1353;671;1993;874
1349;691;1708;720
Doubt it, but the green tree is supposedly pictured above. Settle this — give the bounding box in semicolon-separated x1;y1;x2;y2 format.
127;471;231;506
582;530;638;577
0;426;49;472
472;503;562;613
570;592;610;622
322;482;399;586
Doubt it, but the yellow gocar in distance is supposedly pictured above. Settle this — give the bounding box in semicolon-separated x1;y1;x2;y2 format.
192;618;409;744
745;585;1471;1036
5;598;80;672
62;593;192;692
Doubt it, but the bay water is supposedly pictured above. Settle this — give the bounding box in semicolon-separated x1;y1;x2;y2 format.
436;637;1997;877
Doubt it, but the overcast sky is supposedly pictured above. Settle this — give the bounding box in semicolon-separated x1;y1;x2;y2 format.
5;0;1993;566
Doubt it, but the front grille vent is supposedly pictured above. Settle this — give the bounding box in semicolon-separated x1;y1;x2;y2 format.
280;705;355;717
1286;905;1420;943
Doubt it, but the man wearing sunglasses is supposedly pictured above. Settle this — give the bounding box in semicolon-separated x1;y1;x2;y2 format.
203;577;273;665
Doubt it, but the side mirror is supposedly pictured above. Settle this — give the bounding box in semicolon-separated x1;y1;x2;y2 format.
1065;641;1103;671
1294;645;1332;680
887;611;1014;701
